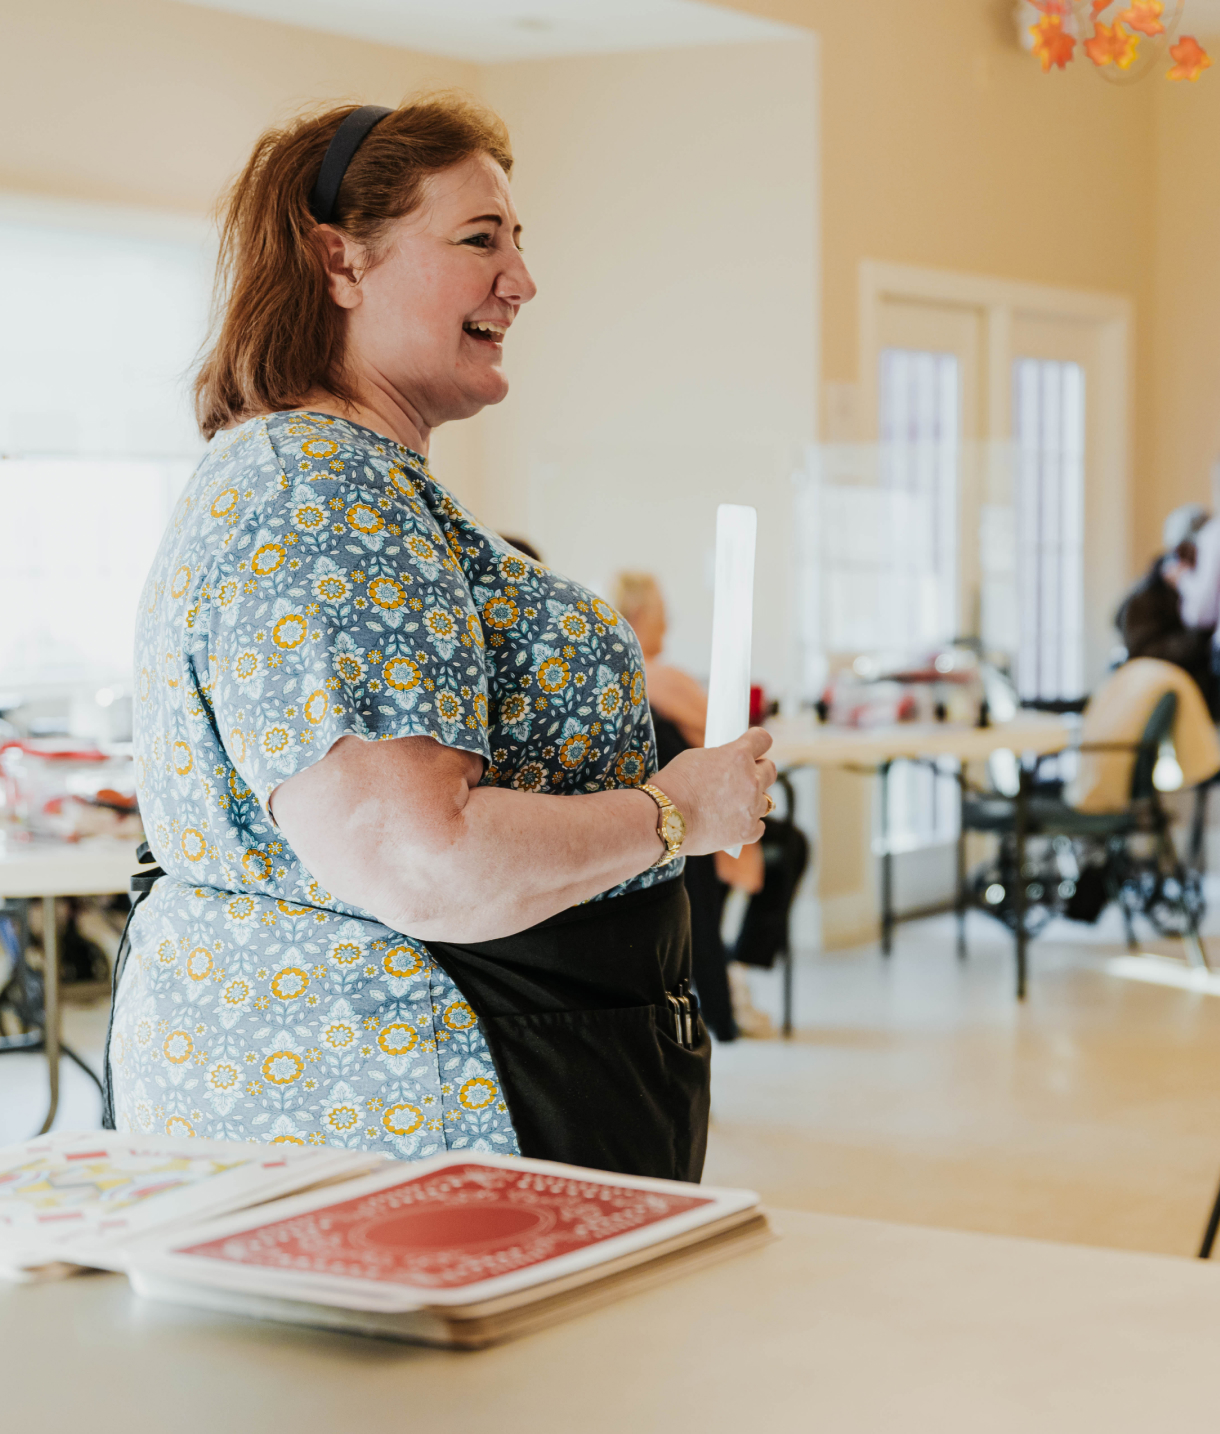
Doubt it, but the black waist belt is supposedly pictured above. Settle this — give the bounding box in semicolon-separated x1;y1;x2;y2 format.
426;876;711;1183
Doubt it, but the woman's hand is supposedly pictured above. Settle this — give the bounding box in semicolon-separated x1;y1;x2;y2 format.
650;728;776;856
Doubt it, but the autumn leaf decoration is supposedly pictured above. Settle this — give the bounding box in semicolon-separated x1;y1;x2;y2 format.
1118;1;1165;36
1028;0;1209;81
1032;14;1076;70
1168;35;1212;80
1085;19;1141;68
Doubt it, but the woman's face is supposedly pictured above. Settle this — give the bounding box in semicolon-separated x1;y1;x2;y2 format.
333;153;536;429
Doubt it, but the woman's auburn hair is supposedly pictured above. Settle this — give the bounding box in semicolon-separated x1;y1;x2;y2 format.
194;93;513;440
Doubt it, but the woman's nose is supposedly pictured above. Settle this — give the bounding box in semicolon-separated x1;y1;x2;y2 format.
496;249;537;306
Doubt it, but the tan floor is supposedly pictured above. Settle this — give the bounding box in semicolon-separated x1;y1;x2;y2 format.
704;906;1220;1259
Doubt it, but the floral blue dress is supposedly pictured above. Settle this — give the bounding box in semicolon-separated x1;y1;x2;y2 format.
110;411;675;1157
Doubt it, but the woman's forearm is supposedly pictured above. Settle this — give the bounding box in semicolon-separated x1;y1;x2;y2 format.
363;784;665;940
271;734;666;943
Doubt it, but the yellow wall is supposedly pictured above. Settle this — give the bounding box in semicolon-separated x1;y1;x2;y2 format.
0;0;477;213
717;0;1176;943
731;1;1155;394
474;41;819;686
1150;78;1220;565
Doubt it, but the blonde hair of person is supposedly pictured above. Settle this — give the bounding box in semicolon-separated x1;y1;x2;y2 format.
611;571;662;624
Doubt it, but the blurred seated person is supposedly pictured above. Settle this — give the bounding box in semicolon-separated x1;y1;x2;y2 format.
1066;656;1220;813
612;572;770;1039
1119;503;1217;716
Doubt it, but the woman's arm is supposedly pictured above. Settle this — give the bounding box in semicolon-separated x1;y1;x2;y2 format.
645;661;709;748
271;729;775;943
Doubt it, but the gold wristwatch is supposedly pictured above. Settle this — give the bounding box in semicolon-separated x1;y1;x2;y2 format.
641;782;687;867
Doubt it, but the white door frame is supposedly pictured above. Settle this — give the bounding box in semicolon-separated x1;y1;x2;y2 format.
858;259;1133;687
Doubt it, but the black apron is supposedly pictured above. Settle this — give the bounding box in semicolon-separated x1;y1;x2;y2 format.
426;875;711;1183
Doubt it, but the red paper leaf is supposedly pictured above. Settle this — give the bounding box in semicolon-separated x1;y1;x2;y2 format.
1168;34;1212;80
1118;1;1164;37
1032;14;1077;71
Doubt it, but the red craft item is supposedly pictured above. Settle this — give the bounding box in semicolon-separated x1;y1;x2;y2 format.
176;1162;712;1290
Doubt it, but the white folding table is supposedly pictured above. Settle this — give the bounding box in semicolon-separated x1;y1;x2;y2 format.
0;834;140;1133
766;714;1073;1004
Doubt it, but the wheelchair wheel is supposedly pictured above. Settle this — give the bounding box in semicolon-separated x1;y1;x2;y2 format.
1142;865;1206;939
970;854;1060;939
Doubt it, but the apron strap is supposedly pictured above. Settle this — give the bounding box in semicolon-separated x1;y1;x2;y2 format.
100;847;164;1130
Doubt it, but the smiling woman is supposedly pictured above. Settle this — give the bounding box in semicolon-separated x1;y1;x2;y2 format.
107;95;774;1181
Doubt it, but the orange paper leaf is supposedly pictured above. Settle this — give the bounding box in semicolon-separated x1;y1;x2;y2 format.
1118;0;1164;37
1091;0;1110;15
1032;14;1077;70
1113;23;1140;66
1168;34;1212;80
1085;20;1140;68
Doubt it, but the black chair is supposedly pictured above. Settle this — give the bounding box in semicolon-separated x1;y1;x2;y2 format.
958;692;1208;996
730;772;810;1037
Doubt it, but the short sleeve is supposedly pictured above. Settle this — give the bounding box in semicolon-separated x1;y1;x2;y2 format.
205;469;491;811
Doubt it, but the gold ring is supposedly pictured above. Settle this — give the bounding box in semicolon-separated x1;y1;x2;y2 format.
764;794;776;816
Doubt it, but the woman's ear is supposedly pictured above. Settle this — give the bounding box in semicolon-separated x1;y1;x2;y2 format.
312;225;366;310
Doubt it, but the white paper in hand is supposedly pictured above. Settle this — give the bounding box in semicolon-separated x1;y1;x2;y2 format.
705;504;757;858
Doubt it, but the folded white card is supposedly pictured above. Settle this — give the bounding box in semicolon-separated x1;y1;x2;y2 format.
705;504;757;857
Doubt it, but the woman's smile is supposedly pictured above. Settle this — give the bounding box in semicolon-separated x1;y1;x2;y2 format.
462;319;508;346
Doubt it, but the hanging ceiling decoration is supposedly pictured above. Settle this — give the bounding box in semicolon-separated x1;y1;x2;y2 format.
1026;0;1211;80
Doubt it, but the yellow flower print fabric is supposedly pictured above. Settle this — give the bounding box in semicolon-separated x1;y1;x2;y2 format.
111;412;671;1158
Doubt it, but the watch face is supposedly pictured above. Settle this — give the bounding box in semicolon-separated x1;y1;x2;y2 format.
661;808;686;851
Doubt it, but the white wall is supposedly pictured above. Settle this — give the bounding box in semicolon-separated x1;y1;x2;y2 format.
451;38;819;693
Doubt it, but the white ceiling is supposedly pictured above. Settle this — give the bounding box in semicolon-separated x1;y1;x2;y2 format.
178;0;805;63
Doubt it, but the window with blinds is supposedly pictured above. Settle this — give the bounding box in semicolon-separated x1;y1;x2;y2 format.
1012;358;1085;703
873;347;962;849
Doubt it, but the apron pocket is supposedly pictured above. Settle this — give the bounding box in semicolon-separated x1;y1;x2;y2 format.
481;1004;710;1182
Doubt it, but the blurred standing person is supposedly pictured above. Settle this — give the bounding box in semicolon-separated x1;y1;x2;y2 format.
1174;502;1217;630
1159;503;1220;714
612;572;772;1039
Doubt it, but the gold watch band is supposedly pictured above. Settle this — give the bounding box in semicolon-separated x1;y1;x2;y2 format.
641;782;685;867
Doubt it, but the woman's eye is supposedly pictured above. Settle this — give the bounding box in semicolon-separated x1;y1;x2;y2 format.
462;232;494;249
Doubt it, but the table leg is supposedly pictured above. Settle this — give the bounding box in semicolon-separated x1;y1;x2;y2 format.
880;761;893;957
1014;768;1028;1002
782;946;794;1040
39;894;60;1135
956;762;967;960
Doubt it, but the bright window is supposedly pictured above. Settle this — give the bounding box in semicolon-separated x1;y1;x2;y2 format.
878;347;960;648
1012;358;1085;702
0;197;209;692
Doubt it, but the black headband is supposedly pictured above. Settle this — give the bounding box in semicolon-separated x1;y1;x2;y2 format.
308;105;393;224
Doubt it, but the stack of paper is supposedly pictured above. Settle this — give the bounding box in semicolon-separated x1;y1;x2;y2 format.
125;1153;770;1348
0;1131;384;1282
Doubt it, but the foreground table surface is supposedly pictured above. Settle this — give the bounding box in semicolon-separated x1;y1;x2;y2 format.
3;1208;1219;1434
767;712;1072;767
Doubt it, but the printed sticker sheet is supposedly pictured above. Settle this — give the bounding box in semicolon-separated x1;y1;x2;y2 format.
0;1131;382;1279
